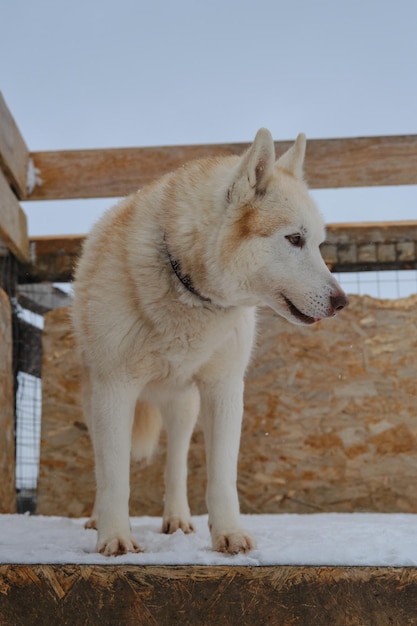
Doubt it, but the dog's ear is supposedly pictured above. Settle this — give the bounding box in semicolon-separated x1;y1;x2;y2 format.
228;128;275;204
276;133;306;178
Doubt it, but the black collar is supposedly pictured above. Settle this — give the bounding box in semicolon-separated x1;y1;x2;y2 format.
165;237;212;304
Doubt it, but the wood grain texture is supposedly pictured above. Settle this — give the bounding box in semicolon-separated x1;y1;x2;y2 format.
323;220;417;272
325;220;417;245
0;92;29;199
0;564;417;625
0;289;15;513
0;170;29;262
28;134;417;200
24;235;84;282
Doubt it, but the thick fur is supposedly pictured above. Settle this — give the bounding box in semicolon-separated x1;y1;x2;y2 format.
72;129;347;556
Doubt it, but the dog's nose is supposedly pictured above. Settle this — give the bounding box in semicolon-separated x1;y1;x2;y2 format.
330;291;349;312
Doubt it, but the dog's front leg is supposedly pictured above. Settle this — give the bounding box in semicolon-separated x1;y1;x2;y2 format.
159;384;200;534
90;377;141;555
199;377;255;554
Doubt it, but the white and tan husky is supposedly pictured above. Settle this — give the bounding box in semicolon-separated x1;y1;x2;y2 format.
72;129;347;556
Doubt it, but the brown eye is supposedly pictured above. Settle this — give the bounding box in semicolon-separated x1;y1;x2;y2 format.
286;233;304;248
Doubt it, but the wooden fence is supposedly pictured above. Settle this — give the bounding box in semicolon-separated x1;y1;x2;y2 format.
1;91;417;625
1;90;417;282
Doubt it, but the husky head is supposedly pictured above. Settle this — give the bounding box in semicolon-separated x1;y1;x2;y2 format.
220;128;348;324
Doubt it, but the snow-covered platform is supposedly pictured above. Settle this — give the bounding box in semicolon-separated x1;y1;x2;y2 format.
1;513;417;624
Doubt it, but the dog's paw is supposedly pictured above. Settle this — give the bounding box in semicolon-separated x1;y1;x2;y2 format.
97;534;142;556
162;516;195;534
212;529;255;555
84;517;98;530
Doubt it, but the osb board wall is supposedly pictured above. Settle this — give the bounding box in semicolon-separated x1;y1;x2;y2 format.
37;295;417;518
2;564;417;626
0;288;16;513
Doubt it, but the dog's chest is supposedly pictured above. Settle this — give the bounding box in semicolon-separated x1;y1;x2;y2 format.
150;307;242;382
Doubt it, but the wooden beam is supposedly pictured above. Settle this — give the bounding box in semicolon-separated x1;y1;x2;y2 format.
1;564;417;625
27;134;417;201
325;220;417;245
323;220;417;272
23;235;83;282
0;170;29;263
0;289;16;513
20;221;417;282
0;92;30;199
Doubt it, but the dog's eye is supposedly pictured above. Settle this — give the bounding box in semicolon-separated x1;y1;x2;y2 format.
286;233;304;248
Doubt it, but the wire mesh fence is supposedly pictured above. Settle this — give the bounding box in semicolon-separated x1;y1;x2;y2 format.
0;252;69;513
15;372;41;513
336;269;417;299
14;297;44;512
13;286;71;513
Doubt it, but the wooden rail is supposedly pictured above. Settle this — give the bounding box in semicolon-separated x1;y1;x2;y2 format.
0;170;29;263
0;93;29;262
324;220;417;272
1;91;417;275
0;92;30;199
27;134;417;201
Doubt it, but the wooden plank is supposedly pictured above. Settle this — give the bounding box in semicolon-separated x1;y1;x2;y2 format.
0;92;30;199
323;220;417;272
29;233;84;257
0;169;29;263
0;289;16;513
326;220;417;245
306;135;417;189
0;564;417;625
21;221;417;282
27;134;417;201
23;235;83;282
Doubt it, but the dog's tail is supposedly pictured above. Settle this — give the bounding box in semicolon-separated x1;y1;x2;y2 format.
131;400;162;463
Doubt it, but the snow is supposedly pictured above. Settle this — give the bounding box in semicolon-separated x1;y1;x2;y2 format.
1;513;417;567
25;157;42;195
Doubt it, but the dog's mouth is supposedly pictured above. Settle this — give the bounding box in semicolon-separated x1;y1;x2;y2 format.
283;295;318;325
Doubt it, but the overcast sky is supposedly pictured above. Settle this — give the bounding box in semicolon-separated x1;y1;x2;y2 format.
1;0;416;235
